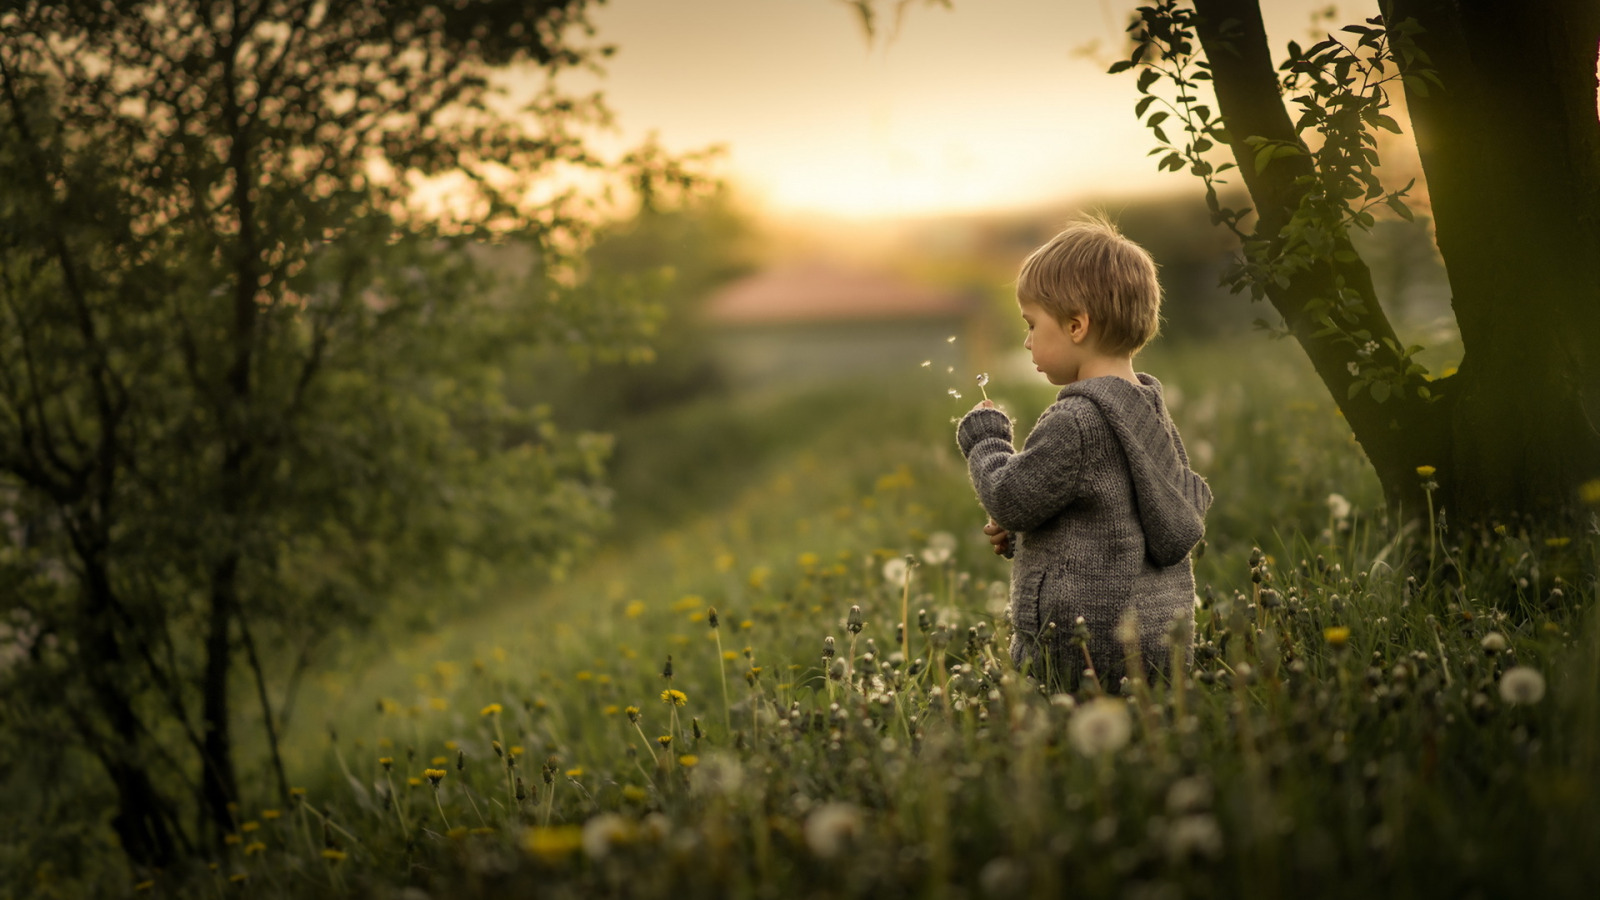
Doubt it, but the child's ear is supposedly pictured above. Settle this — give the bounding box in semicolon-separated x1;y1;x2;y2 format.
1068;311;1091;344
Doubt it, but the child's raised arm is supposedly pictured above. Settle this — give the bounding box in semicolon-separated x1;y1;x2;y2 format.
956;401;1085;534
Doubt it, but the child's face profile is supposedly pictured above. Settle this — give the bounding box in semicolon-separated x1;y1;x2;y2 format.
1019;299;1090;385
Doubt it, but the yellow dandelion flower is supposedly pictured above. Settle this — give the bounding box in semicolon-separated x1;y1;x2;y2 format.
603;704;621;716
739;619;753;630
261;809;281;820
622;785;648;803
671;595;702;613
1546;537;1571;549
714;552;736;573
597;674;612;685
625;705;641;722
480;703;503;717
244;842;266;856
135;882;155;892
431;756;448;766
798;552;820;568
660;689;688;707
1415;465;1437;478
425;768;447;786
522;825;583;863
229;873;248;884
657;735;673;747
379;756;394;770
747;566;770;590
1324;626;1351;647
407;777;422;786
321;848;347;862
240;821;259;833
678;754;699;767
510;745;524;758
224;834;242;845
625;601;647;619
447;826;470;839
289;787;306;798
722;650;738;661
1580;479;1600;505
565;767;584;778
576;670;594;681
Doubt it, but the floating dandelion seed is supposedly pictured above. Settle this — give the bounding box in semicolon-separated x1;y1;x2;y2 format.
976;372;990;402
947;335;957;343
948;389;963;400
1499;666;1546;705
920;360;931;367
946;366;955;374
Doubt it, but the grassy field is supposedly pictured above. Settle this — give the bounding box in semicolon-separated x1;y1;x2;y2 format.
83;338;1600;899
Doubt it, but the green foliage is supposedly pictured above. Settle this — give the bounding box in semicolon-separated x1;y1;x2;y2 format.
0;0;700;873
1113;1;1435;405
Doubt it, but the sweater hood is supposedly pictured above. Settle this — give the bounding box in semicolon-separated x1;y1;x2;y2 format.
1060;374;1212;566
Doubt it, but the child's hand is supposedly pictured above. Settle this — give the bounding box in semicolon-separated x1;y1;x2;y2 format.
972;399;996;411
983;518;1013;558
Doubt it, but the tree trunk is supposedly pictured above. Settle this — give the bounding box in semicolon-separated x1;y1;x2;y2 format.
201;553;240;838
81;557;179;866
1191;0;1453;518
1387;0;1600;525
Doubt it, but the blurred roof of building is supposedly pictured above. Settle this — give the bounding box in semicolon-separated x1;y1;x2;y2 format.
704;262;979;325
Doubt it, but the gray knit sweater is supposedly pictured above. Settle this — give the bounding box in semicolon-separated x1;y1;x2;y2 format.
957;374;1212;691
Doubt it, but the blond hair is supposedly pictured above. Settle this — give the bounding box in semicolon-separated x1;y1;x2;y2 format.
1016;216;1161;356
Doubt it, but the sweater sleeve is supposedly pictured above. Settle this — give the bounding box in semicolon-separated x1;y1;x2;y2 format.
957;402;1085;533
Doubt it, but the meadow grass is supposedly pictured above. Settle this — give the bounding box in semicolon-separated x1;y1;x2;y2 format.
111;338;1600;898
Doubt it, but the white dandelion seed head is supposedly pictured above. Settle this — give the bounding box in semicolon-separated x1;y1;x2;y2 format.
1067;698;1133;757
581;813;635;860
803;802;864;859
687;752;745;798
1498;666;1546;705
1480;631;1508;653
1165;814;1224;862
882;557;909;586
1326;493;1352;521
921;531;958;565
976;372;990;387
1165;776;1213;815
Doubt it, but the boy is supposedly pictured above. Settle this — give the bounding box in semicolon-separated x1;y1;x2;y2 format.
956;217;1211;692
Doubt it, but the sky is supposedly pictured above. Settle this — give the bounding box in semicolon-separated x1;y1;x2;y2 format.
537;0;1354;220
